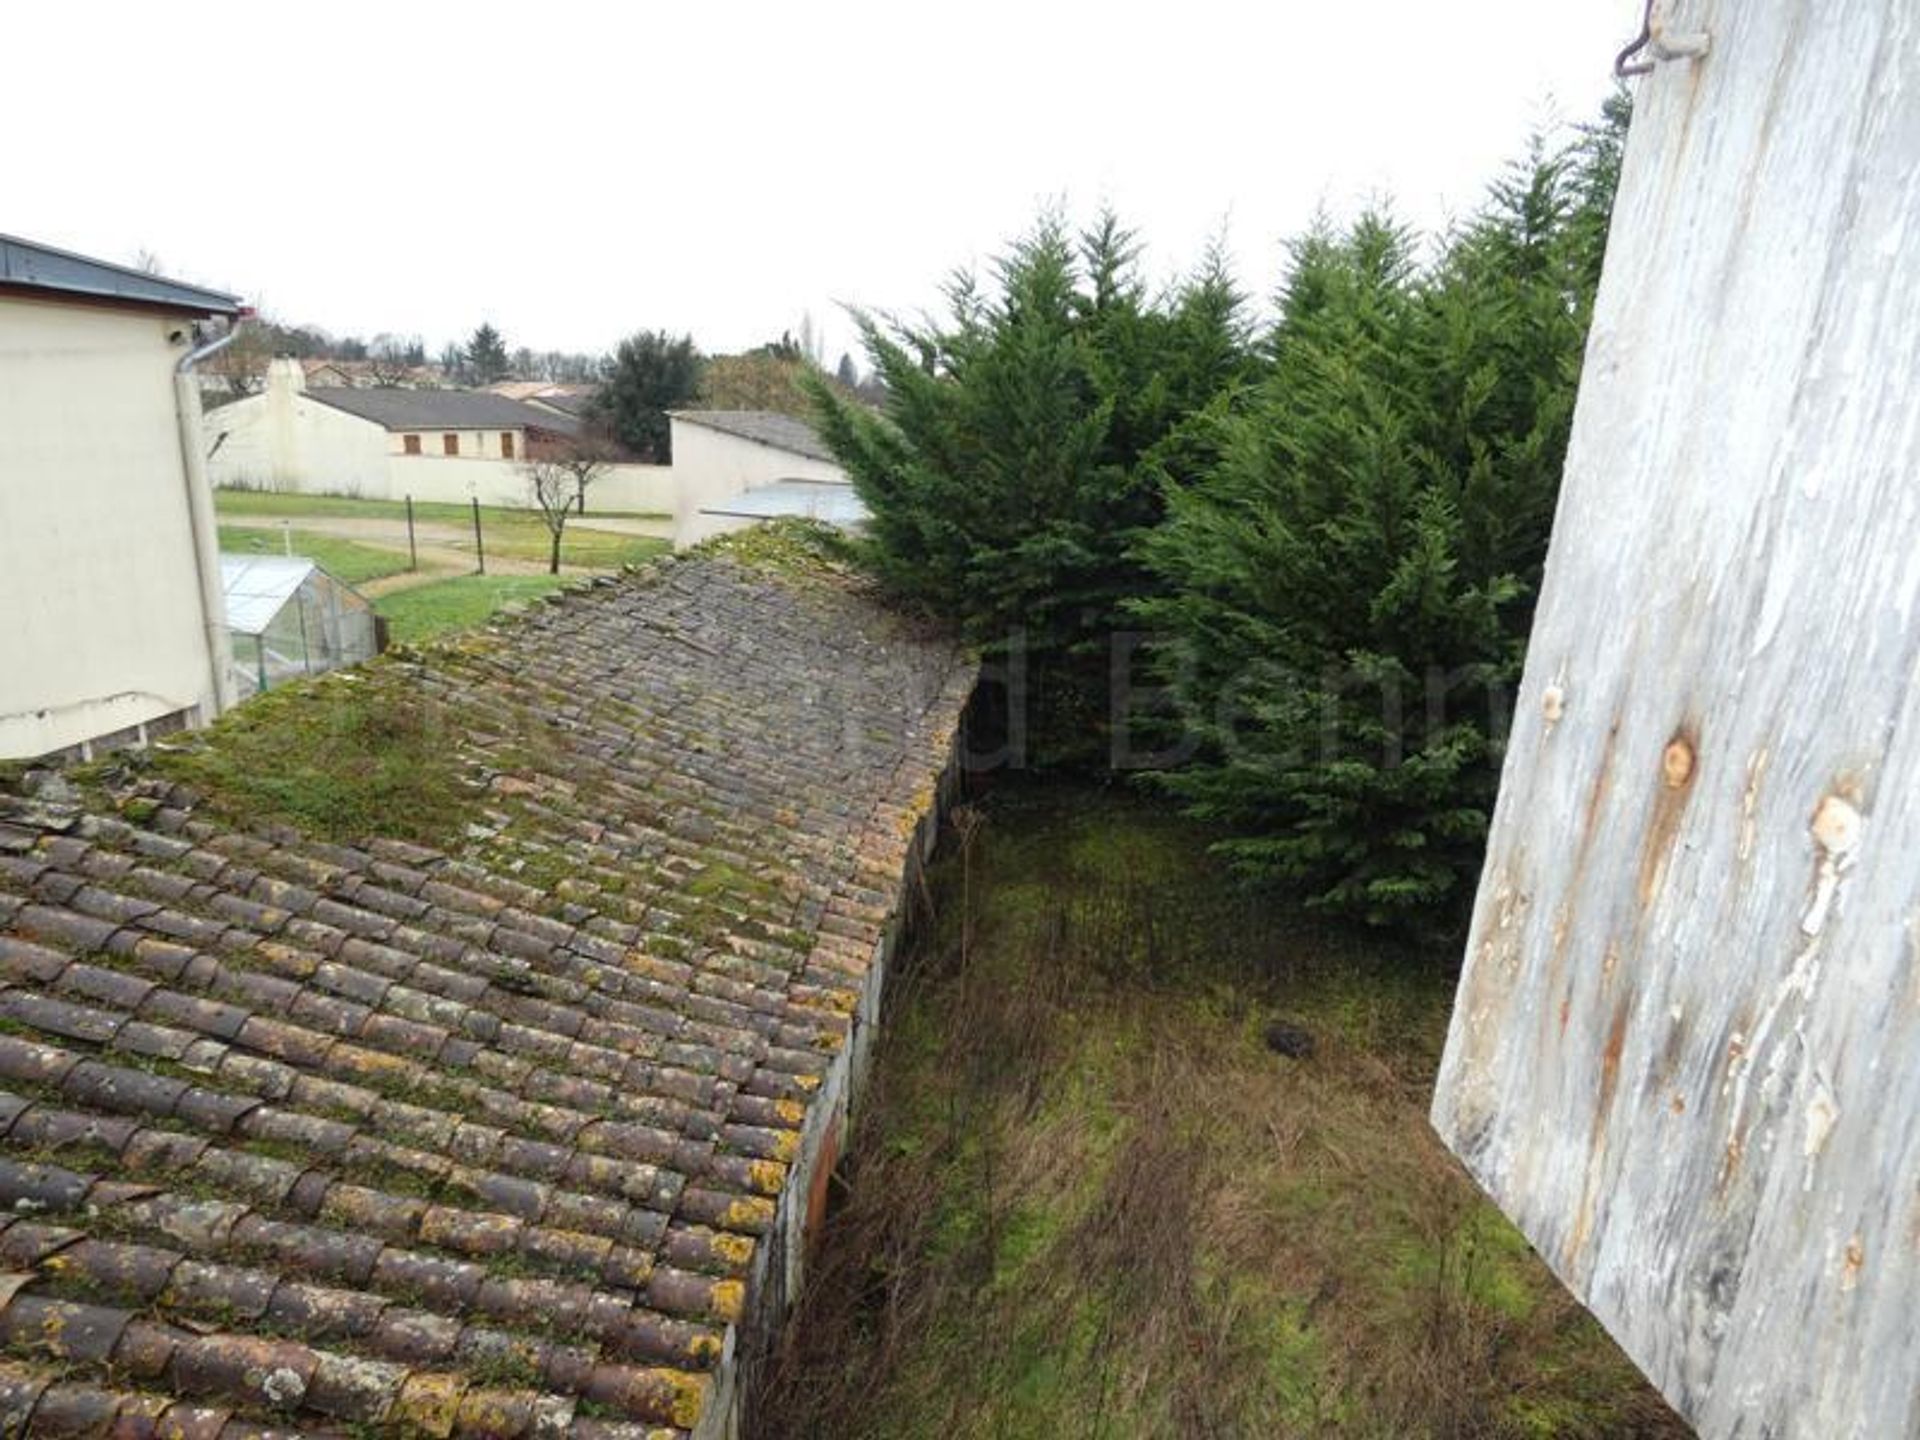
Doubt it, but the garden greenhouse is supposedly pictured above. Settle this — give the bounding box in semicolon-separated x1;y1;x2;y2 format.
219;553;379;697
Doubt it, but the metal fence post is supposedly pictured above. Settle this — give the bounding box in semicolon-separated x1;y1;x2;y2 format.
406;495;418;571
472;497;485;576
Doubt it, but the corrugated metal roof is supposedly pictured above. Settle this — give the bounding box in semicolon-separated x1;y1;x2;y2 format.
219;553;317;634
671;409;837;462
700;479;870;526
0;234;242;315
306;387;584;436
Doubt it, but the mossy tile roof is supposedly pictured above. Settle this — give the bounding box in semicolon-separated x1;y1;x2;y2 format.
0;540;972;1437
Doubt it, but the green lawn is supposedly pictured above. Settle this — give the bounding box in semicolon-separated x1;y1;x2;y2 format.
218;525;413;586
374;574;572;644
215;489;668;572
214;487;667;524
472;521;666;570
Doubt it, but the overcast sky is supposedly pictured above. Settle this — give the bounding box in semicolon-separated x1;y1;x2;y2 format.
8;2;1632;364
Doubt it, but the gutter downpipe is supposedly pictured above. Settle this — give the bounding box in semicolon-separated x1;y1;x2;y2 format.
173;312;249;723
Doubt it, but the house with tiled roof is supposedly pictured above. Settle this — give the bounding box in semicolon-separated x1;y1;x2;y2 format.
209;360;582;482
0;535;975;1437
206;363;674;515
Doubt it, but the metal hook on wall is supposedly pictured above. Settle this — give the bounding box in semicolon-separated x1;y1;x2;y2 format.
1615;0;1711;79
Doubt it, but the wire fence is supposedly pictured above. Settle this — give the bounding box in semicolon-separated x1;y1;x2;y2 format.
214;490;673;592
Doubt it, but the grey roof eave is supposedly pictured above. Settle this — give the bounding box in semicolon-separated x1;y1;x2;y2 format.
0;234;242;316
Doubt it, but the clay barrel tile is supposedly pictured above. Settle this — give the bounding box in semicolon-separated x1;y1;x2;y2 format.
0;1361;49;1433
263;1278;389;1343
2;1292;132;1363
51;1236;179;1302
28;1378;127;1434
316;1184;427;1241
305;1349;409;1424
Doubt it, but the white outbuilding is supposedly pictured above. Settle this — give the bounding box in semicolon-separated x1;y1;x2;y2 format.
669;410;865;549
0;234;244;760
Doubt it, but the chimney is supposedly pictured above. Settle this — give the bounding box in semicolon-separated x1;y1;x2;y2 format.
266;357;304;487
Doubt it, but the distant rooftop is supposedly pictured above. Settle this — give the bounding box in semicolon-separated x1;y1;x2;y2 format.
671;410;835;463
0;234;242;317
485;382;593;406
308;387;583;437
527;390;595;417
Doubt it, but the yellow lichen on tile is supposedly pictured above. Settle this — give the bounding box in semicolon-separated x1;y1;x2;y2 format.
669;1367;714;1427
748;1159;788;1194
723;1196;777;1231
393;1371;466;1437
455;1389;528;1435
710;1279;747;1323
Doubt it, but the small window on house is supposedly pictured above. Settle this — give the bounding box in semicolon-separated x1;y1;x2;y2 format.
403;434;422;456
443;433;459;456
501;432;516;460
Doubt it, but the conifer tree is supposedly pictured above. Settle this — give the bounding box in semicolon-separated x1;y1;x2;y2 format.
589;331;703;462
465;323;510;386
1134;109;1625;931
808;213;1252;761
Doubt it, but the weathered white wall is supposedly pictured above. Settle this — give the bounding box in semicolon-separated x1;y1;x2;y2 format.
670;419;847;549
1432;5;1920;1436
387;455;674;512
206;380;389;496
590;463;675;515
0;297;220;758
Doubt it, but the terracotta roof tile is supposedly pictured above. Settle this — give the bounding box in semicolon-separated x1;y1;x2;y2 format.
0;547;970;1435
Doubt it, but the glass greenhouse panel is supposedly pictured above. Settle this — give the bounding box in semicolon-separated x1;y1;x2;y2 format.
220;553;380;698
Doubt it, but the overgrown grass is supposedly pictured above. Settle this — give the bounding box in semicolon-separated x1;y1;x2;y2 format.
374;574;571;644
218;525;413;585
151;672;477;846
756;781;1685;1439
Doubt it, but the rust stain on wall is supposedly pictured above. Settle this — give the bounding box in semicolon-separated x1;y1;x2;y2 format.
1638;725;1699;909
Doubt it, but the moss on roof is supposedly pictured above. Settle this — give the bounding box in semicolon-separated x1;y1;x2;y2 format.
0;551;973;1436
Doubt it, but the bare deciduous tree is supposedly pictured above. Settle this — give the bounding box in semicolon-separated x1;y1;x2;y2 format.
367;338;415;387
522;439;615;574
205;318;273;403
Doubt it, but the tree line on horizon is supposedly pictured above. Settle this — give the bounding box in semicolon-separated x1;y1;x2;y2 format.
809;94;1630;935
